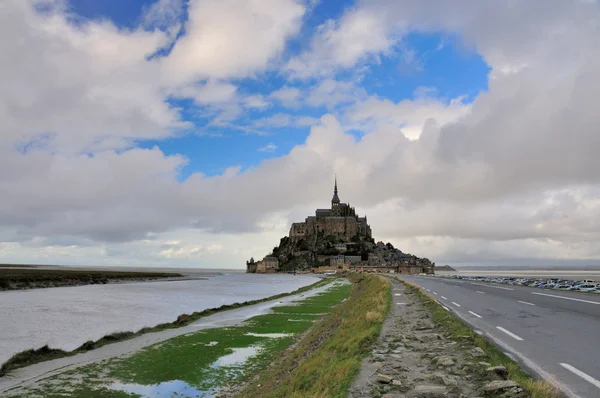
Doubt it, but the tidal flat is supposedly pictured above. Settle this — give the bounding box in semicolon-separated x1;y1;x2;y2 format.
2;279;352;398
0;273;320;366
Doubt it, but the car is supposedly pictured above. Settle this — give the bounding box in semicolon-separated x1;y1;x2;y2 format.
568;285;581;291
578;284;598;292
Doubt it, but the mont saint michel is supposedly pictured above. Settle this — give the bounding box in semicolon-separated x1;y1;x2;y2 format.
246;179;435;275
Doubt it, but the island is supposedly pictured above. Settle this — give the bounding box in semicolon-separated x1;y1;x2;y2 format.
247;178;435;275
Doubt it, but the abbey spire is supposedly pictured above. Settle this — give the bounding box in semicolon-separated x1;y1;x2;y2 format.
332;175;340;204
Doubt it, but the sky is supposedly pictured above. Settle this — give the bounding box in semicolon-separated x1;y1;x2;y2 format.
1;0;600;269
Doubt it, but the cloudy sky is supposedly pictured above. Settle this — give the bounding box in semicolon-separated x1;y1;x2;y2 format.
2;0;600;269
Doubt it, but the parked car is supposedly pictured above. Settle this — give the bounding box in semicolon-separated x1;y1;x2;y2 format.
578;284;598;292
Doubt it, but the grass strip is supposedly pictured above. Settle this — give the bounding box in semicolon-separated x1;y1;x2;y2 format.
399;278;560;398
238;273;391;398
0;278;331;377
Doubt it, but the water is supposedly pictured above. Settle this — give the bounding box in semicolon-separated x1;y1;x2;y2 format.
0;273;318;365
110;380;215;397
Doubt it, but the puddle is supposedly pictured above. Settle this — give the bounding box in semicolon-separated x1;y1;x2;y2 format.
210;346;261;368
110;380;216;398
205;341;219;346
246;333;292;338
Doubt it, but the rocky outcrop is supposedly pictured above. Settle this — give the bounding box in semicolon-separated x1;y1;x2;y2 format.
249;234;434;273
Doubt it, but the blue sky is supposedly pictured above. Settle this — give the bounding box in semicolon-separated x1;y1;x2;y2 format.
68;0;489;179
7;0;597;269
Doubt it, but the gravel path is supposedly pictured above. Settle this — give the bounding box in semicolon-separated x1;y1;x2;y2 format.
348;277;528;398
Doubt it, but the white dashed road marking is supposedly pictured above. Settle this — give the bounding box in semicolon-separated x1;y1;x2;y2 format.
532;292;600;305
442;306;450;311
476;291;485;294
560;363;600;390
496;327;523;341
441;296;448;300
518;301;535;306
452;302;461;307
433;292;438;295
472;283;514;291
468;311;482;318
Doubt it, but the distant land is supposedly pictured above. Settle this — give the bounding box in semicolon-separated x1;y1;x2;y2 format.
454;264;600;270
0;267;184;291
435;265;456;271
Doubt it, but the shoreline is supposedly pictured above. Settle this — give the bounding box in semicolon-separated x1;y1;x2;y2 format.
0;268;186;291
0;277;328;386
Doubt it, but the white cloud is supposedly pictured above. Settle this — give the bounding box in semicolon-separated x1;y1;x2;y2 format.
162;0;307;83
253;113;319;128
346;94;471;140
258;143;277;152
306;79;367;109
286;7;395;78
269;87;302;108
142;0;184;33
243;95;271;110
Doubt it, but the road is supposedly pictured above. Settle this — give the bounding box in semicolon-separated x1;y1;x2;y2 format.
399;275;600;398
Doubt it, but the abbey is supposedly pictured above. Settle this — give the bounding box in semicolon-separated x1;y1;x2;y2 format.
289;178;372;242
246;178;435;275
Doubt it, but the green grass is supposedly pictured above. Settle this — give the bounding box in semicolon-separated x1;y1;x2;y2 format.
0;278;331;377
4;279;353;398
400;279;560;398
238;273;391;398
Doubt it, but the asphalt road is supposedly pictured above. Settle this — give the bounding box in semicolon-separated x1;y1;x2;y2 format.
399;275;600;398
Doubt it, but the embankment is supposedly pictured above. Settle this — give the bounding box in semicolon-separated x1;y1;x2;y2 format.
238;273;390;398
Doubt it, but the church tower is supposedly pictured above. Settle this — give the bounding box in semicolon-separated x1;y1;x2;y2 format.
331;176;341;216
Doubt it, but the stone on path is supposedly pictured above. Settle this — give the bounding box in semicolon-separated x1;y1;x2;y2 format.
377;374;394;384
433;355;455;367
471;347;487;358
486;365;509;380
483;380;520;394
411;384;448;397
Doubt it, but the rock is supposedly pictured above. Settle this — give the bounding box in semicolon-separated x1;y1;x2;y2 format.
416;322;435;330
479;362;492;367
433;356;455;367
487;365;509;380
382;394;403;398
471;347;487;358
483;380;520;394
392;380;403;386
374;348;390;354
411;385;448;397
377;374;394;384
431;373;458;387
443;376;458;387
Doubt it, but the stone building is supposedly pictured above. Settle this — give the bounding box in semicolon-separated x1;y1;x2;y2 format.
255;256;279;273
289;178;372;242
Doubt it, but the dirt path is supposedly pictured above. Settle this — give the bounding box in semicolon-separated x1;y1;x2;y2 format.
348;277;527;398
